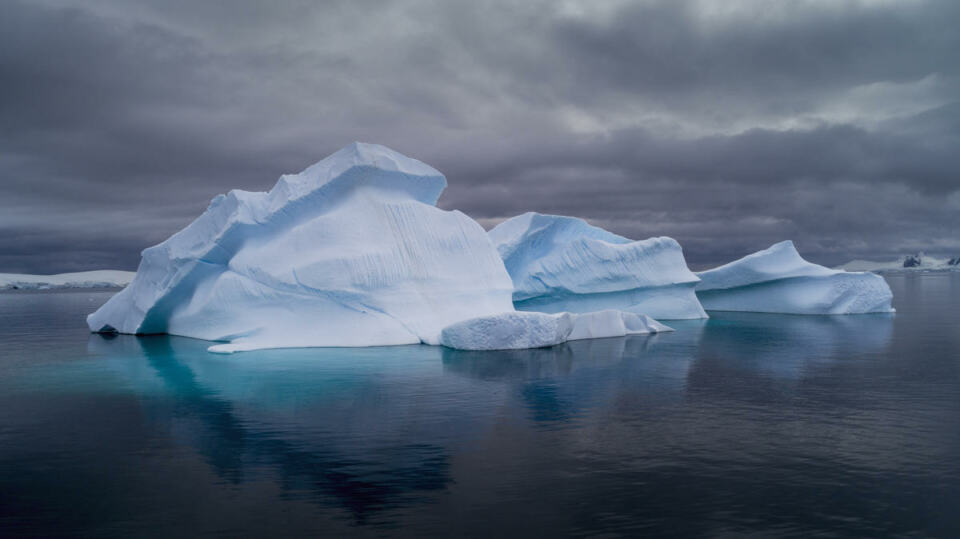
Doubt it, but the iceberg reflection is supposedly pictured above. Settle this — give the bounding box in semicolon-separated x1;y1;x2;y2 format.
83;311;894;526
87;335;452;525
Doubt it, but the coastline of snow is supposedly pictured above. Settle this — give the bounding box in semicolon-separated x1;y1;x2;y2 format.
1;270;134;291
838;254;960;273
489;212;707;320
696;241;894;315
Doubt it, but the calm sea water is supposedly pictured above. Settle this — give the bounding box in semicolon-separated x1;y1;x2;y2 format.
0;274;958;537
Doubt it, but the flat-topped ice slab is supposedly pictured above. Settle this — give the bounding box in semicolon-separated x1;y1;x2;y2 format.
440;309;672;351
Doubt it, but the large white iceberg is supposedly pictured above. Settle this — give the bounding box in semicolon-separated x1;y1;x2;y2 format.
88;143;517;353
439;309;672;351
696;241;894;314
488;213;707;320
1;270;134;290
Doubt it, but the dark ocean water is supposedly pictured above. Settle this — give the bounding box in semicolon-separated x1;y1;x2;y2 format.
0;273;958;537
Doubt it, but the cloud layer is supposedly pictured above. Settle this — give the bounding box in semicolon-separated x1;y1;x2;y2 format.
2;0;958;272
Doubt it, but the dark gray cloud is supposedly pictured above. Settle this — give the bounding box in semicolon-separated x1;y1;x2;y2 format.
1;0;958;272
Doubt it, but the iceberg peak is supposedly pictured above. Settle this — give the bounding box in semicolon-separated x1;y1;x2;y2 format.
269;141;446;206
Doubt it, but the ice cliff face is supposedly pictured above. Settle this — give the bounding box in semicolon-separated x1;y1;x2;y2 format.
87;143;516;352
696;241;894;314
488;213;707;319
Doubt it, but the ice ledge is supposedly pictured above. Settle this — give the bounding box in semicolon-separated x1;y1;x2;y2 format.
439;310;673;351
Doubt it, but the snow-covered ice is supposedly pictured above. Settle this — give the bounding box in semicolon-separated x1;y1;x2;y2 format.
87;143;516;353
696;241;894;314
1;270;134;290
566;310;673;341
440;309;672;351
838;253;960;273
488;212;706;320
440;311;574;350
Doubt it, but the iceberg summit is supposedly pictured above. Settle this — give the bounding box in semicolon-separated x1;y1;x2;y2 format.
695;241;894;315
88;143;518;353
489;213;707;320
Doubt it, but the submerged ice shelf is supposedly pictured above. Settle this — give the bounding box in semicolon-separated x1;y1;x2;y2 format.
696;241;894;315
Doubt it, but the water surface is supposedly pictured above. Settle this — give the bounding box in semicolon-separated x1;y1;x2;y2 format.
0;275;958;536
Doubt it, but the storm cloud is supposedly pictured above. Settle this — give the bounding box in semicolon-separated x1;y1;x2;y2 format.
1;0;958;272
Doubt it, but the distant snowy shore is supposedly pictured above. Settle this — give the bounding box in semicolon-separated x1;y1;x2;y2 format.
0;270;135;291
837;254;960;273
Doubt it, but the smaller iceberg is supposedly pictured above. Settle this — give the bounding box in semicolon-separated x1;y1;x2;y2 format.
489;213;707;320
696;241;894;314
440;309;672;351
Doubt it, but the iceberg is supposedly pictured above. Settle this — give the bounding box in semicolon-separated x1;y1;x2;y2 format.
488;213;707;320
87;143;517;353
439;309;672;351
696;241;894;314
0;270;135;290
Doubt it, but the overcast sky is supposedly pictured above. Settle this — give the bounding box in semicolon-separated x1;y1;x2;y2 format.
1;0;958;273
